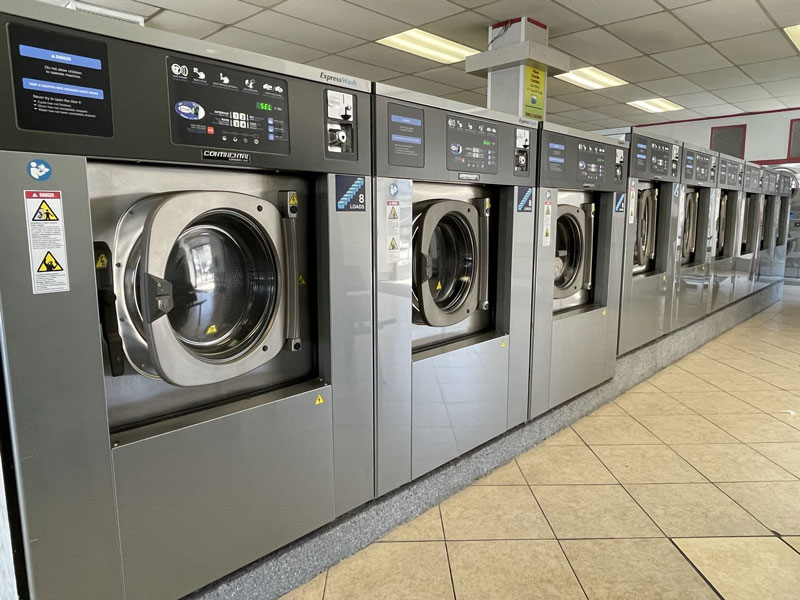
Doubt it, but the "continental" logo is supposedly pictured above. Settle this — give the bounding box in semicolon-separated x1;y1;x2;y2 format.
201;150;251;163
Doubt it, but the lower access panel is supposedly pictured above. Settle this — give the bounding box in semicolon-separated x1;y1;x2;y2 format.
711;257;736;311
412;335;509;479
618;273;672;355
113;383;334;600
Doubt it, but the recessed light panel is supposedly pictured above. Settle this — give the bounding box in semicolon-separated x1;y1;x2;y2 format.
785;25;800;52
627;98;684;113
376;29;479;64
554;67;628;90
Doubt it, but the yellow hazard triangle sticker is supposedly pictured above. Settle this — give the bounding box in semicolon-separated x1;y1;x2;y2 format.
388;206;398;219
37;251;63;272
32;200;59;221
298;275;306;285
206;324;218;335
436;280;442;290
500;340;506;348
289;192;298;206
315;394;325;405
95;254;108;269
388;237;398;250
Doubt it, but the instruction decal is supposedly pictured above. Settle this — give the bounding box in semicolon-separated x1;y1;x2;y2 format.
543;200;552;247
335;175;366;211
517;187;533;212
25;190;69;294
615;193;625;213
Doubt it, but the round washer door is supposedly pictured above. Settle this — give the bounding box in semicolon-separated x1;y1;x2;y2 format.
553;206;586;300
140;191;287;387
412;199;482;328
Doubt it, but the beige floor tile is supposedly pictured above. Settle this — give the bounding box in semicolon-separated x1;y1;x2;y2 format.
636;415;738;444
516;445;616;485
697;341;752;361
771;411;800;430
532;484;661;539
440;485;553;540
730;390;800;412
696;372;778;392
625;483;769;537
677;356;738;374
719;357;793;374
675;537;800;600
658;365;687;375
573;416;662;445
447;540;584;600
615;392;695;416
540;427;586;446
381;507;443;542
590;401;626;416
784;537;800;553
718;481;800;535
705;413;800;442
668;391;761;414
561;538;717;600
671;443;796;482
749;442;800;478
627;381;660;393
278;572;326;600
472;460;527;485
754;371;800;390
648;373;719;393
324;542;454;600
592;445;705;484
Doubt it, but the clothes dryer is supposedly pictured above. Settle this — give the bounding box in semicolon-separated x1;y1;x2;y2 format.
0;4;373;599
530;124;628;417
373;86;537;493
711;153;745;311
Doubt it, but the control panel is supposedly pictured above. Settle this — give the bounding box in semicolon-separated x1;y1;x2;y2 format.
539;129;627;192
629;133;680;181
718;158;743;190
765;170;778;194
325;89;357;160
446;115;498;174
744;165;762;193
681;147;717;187
779;173;793;195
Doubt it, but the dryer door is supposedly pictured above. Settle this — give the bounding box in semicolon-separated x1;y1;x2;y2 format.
412;198;487;328
139;191;291;386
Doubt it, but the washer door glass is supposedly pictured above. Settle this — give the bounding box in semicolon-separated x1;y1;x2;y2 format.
425;212;476;312
164;211;278;360
554;212;583;291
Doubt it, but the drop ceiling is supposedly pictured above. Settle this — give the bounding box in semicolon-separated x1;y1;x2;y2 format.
45;0;800;130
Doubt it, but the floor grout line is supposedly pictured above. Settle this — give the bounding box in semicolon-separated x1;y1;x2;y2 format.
668;538;726;600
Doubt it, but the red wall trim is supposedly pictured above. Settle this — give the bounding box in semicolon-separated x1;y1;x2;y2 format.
527;17;548;30
788;118;800;160
710;123;747;159
637;106;800;128
492;16;548;30
752;158;799;165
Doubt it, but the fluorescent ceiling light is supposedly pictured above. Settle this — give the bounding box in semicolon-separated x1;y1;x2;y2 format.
376;29;479;64
785;24;800;51
627;98;684;113
554;67;627;90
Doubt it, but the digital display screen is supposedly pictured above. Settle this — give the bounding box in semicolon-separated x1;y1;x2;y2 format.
684;151;695;180
256;102;272;111
388;103;424;167
577;141;606;183
546;136;566;179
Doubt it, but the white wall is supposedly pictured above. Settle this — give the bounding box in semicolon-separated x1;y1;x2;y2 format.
636;109;800;162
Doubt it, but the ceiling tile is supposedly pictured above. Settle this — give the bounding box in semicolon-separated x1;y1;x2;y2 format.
694;104;744;116
550;28;641;64
273;0;408;38
673;0;774;42
559;108;611;121
307;55;403;81
640;76;704;95
422;11;492;51
712;31;797;66
596;84;656;103
144;0;260;24
763;78;800;97
652;44;732;74
384;75;460;96
546;98;579;112
656;0;706;7
685;67;754;90
417;66;486;89
598;56;675;83
553;0;661;25
237;11;364;52
596;103;651;118
240;0;283;6
714;84;771;102
661;108;703;120
204;27;326;62
70;0;160;17
450;0;494;8
742;57;800;83
759;0;800;27
734;98;786;111
546;76;583;96
146;10;221;38
553;91;616;108
475;0;594;37
470;86;488;96
778;94;800;108
665;91;725;108
588;117;635;128
444;90;487;106
348;0;463;25
546;113;578;125
606;12;701;53
340;43;442;73
628;113;666;124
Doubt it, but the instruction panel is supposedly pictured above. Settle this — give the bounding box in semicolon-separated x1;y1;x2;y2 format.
25;190;70;294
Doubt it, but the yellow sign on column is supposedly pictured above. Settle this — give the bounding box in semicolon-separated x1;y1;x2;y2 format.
523;65;546;121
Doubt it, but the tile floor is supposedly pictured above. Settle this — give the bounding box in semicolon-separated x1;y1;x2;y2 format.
281;287;800;600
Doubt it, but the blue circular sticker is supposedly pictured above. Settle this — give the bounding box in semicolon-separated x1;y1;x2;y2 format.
174;101;205;120
28;159;52;181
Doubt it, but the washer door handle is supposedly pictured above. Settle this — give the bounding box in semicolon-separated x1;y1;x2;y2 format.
143;274;174;323
474;197;490;311
582;202;595;291
280;190;302;352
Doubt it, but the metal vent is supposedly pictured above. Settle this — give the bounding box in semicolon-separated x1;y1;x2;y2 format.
35;0;144;26
710;124;746;159
789;120;800;160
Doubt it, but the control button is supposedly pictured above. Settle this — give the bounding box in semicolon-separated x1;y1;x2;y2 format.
254;138;259;145
268;125;274;133
233;136;238;142
450;143;463;155
268;118;274;125
269;134;275;141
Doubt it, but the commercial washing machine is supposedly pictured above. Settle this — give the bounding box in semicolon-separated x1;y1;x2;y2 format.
617;129;682;355
757;169;788;287
373;85;538;493
734;163;766;299
0;3;373;599
671;143;719;330
710;153;746;311
530;123;628;417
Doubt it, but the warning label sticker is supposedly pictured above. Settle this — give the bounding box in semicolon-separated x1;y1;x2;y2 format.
25;190;69;294
543;200;552;247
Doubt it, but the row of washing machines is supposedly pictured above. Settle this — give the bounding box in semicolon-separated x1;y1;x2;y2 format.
0;4;793;600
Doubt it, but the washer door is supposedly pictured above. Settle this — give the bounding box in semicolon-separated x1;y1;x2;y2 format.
681;192;698;264
633;188;658;274
716;193;728;257
139;191;288;386
554;206;586;300
412;199;486;328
